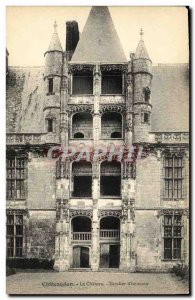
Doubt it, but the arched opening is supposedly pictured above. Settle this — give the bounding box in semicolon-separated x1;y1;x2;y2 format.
72;216;92;233
74;132;84;138
72;112;93;139
100;216;120;230
99;216;120;268
72;162;92;197
101;112;122;139
100;161;121;197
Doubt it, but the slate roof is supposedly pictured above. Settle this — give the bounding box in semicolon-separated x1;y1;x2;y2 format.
134;40;151;60
46;22;63;53
6;64;189;134
71;6;127;63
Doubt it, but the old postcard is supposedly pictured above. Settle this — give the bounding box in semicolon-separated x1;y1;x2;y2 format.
6;6;190;295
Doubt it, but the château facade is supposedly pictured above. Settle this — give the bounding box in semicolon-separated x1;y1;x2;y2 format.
6;7;189;272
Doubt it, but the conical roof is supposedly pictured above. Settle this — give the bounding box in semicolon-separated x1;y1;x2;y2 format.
46;21;63;53
71;6;127;62
134;39;150;60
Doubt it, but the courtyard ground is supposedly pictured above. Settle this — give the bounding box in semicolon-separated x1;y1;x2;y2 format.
6;271;189;295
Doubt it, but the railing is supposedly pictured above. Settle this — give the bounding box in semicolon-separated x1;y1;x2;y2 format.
152;132;189;144
72;232;91;240
100;229;120;239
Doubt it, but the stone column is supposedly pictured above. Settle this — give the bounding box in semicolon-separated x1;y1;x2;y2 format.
93;63;101;148
91;216;99;271
54;159;71;271
120;161;136;271
54;199;70;271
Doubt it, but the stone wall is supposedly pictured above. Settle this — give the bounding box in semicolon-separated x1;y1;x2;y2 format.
135;210;161;270
27;210;56;259
27;156;56;209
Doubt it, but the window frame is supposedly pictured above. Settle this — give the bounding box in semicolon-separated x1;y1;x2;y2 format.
6;213;24;258
6;157;27;200
48;77;54;94
163;156;184;200
141;112;150;124
163;213;183;261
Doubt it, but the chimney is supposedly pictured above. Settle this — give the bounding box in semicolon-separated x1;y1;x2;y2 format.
66;21;79;52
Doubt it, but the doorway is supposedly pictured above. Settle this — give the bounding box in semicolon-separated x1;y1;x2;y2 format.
73;246;90;268
100;244;120;268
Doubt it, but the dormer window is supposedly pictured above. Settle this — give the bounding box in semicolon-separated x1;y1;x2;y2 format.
101;70;122;95
48;78;53;93
143;87;151;102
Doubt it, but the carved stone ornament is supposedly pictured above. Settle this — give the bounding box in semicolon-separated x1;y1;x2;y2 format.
69;209;93;219
99;104;125;114
161;146;187;158
67;104;94;115
125;113;133;131
122;161;136;179
56;199;70;221
68;64;94;74
6;208;28;216
56;158;70;179
157;209;188;218
98;210;122;219
61;76;68;91
100;64;127;73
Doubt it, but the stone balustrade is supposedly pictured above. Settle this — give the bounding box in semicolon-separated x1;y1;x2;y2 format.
99;229;120;239
72;232;92;240
6;133;60;145
153;132;189;144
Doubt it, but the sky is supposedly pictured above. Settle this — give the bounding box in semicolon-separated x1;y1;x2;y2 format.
6;6;189;66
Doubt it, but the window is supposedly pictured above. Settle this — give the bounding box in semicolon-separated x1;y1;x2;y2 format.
163;214;182;260
143;87;151;102
100;161;121;196
72;162;92;197
48;78;53;93
6;157;26;199
101;71;122;95
72;72;93;95
164;156;183;199
142;112;150;124
6;213;24;257
47;119;53;132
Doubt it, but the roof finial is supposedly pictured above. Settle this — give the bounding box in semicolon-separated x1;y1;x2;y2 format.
54;20;57;32
140;28;144;41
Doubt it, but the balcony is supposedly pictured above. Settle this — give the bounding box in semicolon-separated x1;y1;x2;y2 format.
100;229;120;240
72;232;91;241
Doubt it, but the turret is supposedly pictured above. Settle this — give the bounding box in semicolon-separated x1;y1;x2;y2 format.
44;22;63;139
132;29;152;143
